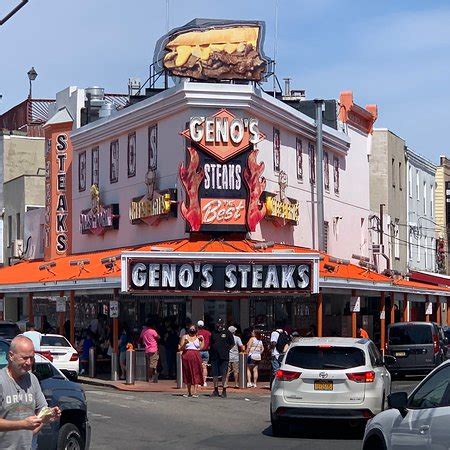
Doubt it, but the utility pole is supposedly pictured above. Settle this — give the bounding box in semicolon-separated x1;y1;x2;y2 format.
315;99;325;251
0;1;29;26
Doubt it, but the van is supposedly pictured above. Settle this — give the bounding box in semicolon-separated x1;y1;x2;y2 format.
386;322;446;376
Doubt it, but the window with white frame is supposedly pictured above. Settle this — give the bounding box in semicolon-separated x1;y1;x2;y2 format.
430;184;434;217
408;166;412;197
416;169;420;200
423;181;427;215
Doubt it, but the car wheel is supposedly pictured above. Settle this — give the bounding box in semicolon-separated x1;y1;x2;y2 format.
363;434;387;450
57;423;84;450
271;417;290;437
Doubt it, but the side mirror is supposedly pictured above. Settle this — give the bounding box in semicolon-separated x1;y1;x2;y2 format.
384;355;396;365
388;392;408;417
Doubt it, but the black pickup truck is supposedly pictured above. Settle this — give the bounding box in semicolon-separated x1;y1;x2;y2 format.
0;338;91;450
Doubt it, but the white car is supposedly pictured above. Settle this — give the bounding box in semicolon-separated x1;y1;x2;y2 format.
40;334;79;379
271;337;393;436
363;360;450;450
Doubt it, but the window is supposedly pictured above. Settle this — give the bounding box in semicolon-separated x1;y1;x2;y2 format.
392;158;396;188
389;324;433;345
431;184;434;217
416;169;420;200
110;140;119;183
368;342;383;367
16;213;20;240
0;340;8;369
91;146;99;186
408;365;450;409
41;336;71;347
127;132;136;178
423;181;427;215
324;151;330;191
398;162;402;190
408;166;412;197
296;138;303;181
78;150;86;192
33;363;55;382
148;124;158;170
7;215;12;247
285;346;365;370
308;142;316;184
333;156;340;194
273;128;280;172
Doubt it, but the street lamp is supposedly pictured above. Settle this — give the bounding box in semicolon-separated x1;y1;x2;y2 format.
27;66;37;98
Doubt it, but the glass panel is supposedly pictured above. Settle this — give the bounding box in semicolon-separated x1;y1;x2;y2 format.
41;336;71;347
389;325;433;345
409;366;450;409
0;324;20;339
0;341;9;369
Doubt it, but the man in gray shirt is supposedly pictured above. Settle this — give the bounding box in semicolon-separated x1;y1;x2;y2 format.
0;335;60;449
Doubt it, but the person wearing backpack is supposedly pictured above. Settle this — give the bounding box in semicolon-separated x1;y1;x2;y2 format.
270;321;291;379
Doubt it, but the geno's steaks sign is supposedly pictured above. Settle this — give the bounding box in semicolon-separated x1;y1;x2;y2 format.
180;109;266;233
121;253;319;294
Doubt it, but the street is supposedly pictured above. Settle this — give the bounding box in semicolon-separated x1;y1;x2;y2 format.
84;377;420;450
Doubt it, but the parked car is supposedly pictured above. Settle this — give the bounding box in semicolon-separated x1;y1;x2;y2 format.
386;322;447;376
40;333;79;380
0;338;90;450
0;321;21;342
363;359;450;450
270;337;393;436
443;326;450;356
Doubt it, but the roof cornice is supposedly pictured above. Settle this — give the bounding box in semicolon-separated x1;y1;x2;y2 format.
406;147;437;174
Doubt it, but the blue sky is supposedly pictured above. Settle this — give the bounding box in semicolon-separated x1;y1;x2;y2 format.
1;0;449;162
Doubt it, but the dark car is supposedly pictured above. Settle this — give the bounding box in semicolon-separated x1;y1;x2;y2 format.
0;338;91;450
386;321;447;376
0;321;21;342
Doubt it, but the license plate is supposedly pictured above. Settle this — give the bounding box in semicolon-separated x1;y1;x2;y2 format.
395;352;406;357
314;380;333;391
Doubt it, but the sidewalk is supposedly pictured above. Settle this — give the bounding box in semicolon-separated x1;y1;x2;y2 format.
78;376;271;394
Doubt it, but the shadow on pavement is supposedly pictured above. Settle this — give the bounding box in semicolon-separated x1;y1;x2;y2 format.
263;419;365;440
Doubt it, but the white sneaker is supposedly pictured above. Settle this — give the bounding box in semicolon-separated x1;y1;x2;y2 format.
247;382;253;388
203;382;207;387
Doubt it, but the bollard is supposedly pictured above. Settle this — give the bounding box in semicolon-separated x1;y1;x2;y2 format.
238;352;247;389
125;349;135;385
176;352;183;389
88;347;95;378
111;352;119;381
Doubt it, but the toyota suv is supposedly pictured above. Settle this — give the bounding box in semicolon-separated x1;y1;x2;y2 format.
270;337;393;436
386;322;447;377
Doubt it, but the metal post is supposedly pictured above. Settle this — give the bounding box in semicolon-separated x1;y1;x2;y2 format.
88;347;95;378
380;292;386;353
390;292;395;324
351;289;357;338
69;291;75;346
238;352;247;389
126;350;135;385
176;352;183;389
111;353;119;381
402;293;408;322
317;292;323;337
315;99;325;251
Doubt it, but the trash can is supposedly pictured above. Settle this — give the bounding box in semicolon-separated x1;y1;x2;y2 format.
135;349;147;381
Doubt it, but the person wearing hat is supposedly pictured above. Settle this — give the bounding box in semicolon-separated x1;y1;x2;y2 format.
197;320;211;387
225;326;244;389
209;318;234;398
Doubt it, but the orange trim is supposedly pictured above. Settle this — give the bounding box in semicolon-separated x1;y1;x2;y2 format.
339;91;377;134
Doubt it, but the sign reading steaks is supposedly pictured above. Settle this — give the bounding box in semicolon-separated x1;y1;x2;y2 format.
179;109;266;233
129;261;312;293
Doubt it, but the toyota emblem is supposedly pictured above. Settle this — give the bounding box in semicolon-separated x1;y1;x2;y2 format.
319;372;328;379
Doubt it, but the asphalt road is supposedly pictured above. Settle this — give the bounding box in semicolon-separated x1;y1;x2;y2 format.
84;378;421;450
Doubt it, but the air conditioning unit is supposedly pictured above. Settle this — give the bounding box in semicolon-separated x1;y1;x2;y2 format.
12;239;24;258
372;244;384;254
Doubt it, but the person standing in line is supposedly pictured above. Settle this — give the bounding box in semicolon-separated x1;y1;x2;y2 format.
197;320;211;387
118;326;129;380
225;326;244;389
270;321;290;380
209;318;234;398
179;318;193;338
246;330;264;388
0;335;61;449
178;325;204;398
140;319;160;383
22;323;41;352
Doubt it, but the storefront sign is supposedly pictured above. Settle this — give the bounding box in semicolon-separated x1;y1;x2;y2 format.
109;300;119;318
350;296;361;313
425;301;433;316
55;134;69;253
156;19;268;82
80;185;119;235
55;296;67;313
180;109;266;233
129;169;177;225
128;261;311;293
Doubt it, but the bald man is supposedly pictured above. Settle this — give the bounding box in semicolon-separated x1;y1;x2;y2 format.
0;335;60;449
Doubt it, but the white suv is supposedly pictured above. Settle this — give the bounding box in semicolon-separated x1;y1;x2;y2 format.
271;337;393;436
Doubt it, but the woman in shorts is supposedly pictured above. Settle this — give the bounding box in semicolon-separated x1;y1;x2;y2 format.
246;330;264;388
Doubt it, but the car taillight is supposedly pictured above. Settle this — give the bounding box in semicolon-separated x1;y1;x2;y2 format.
275;370;301;381
70;352;79;361
36;350;53;362
346;371;375;383
433;335;439;354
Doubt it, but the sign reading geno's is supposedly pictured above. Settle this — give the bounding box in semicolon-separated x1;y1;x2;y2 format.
128;261;311;293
